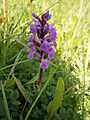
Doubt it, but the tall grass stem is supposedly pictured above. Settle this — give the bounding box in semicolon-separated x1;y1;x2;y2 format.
1;81;11;120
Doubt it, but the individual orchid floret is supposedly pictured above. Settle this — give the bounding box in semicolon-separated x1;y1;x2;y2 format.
40;40;52;52
48;48;55;60
28;46;36;59
40;59;50;69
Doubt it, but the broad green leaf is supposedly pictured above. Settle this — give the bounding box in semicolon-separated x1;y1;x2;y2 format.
4;78;15;88
12;75;33;104
47;77;64;119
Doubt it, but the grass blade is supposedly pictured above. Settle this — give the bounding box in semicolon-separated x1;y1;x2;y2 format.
72;0;83;39
8;49;23;78
1;81;11;120
85;39;90;71
12;74;33;104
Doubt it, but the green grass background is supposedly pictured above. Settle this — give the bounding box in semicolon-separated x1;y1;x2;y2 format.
0;0;90;120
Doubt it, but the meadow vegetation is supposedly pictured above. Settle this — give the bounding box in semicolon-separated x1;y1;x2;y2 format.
0;0;90;120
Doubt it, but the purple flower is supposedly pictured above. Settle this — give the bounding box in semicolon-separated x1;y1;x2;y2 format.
49;27;57;41
27;42;33;46
32;18;39;26
43;24;50;35
42;10;51;23
28;46;36;59
28;53;34;59
53;41;57;47
30;24;37;35
32;13;39;20
28;36;34;42
49;23;55;30
48;48;55;60
29;46;36;53
40;40;52;52
40;59;50;69
27;10;57;69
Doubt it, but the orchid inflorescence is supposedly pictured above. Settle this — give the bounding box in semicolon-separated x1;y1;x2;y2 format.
27;10;57;69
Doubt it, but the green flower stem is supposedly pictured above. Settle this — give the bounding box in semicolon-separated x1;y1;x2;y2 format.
37;66;43;92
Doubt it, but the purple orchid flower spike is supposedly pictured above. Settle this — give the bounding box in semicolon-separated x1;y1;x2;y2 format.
27;10;57;91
